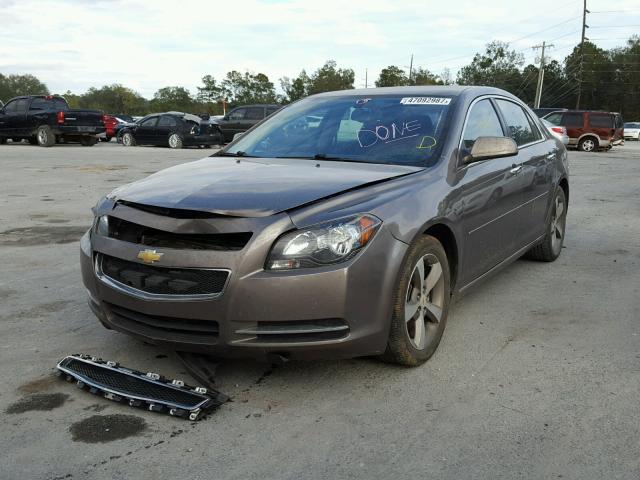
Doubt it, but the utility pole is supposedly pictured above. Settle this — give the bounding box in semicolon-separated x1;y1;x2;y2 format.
532;41;554;108
576;0;589;109
365;68;368;88
408;54;414;84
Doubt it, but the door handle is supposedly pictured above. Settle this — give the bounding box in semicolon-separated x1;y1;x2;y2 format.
510;165;523;175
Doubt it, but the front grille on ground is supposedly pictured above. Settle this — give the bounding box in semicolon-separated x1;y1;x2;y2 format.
107;216;252;250
57;355;227;420
106;303;219;340
98;253;229;297
236;319;349;343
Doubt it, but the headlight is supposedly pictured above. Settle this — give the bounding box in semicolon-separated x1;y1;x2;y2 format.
93;215;109;236
266;214;381;270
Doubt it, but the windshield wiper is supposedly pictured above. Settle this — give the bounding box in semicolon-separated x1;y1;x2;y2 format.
216;151;255;157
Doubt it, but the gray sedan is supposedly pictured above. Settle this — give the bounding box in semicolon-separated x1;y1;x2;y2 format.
82;86;568;366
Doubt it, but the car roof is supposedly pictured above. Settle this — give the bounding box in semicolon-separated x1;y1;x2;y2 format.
311;85;506;98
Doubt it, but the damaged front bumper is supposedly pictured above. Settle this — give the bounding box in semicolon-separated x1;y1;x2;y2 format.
80;201;407;361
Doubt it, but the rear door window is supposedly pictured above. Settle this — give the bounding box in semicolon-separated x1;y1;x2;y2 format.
461;99;504;150
29;98;49;110
266;106;280;116
495;99;540;146
158;115;178;127
563;113;584;128
245;107;264;120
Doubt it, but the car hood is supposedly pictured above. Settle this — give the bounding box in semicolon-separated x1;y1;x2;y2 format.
110;157;423;217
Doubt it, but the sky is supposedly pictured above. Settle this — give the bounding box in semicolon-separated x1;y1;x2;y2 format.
0;0;638;98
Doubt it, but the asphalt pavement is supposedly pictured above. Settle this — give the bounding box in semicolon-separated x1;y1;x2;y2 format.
0;140;639;480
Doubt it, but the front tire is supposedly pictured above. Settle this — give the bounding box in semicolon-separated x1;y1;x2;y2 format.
36;126;55;147
527;187;567;262
168;133;183;149
382;235;451;366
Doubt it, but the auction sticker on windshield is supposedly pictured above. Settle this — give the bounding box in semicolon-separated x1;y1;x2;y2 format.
400;97;451;105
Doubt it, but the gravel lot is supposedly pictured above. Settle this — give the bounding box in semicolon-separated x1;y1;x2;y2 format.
1;141;639;480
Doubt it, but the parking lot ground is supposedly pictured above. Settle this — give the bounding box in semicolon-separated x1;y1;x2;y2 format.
1;141;639;480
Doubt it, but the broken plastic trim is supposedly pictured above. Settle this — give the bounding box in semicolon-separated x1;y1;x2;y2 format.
56;354;228;420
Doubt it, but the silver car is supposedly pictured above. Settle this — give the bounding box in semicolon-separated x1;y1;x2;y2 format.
541;118;569;145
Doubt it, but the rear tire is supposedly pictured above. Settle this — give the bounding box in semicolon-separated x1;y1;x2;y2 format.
121;132;136;147
36;126;56;147
168;133;183;149
80;137;98;146
578;136;597;152
526;187;567;262
382;235;451;366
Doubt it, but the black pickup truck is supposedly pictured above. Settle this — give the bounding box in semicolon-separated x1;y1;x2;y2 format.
0;95;105;147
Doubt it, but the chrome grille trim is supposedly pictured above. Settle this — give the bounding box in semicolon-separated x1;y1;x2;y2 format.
94;253;231;302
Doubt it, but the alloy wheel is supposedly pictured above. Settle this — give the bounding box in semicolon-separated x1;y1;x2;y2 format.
405;253;445;350
550;194;566;255
582;139;595;152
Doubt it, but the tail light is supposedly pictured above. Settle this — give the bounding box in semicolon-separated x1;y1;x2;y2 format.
56;111;65;124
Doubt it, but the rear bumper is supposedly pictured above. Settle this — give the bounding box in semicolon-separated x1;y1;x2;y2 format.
183;133;223;146
55;125;106;136
80;220;407;361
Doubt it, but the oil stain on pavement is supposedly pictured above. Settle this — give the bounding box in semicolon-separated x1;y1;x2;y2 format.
69;414;148;443
6;393;69;414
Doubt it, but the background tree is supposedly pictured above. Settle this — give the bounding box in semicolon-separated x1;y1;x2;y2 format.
457;41;524;91
0;73;49;100
563;41;612;110
220;71;277;105
307;60;355;95
150;86;195;113
411;67;443;86
375;66;409;87
280;71;309;103
77;84;148;114
197;75;223;103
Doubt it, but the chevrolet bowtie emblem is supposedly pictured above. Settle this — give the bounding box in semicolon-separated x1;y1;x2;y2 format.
137;249;163;264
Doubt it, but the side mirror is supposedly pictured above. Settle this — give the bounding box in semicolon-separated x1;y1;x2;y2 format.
232;132;244;141
465;136;518;163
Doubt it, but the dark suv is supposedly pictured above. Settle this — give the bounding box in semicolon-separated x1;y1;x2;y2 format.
543;110;624;152
217;104;281;142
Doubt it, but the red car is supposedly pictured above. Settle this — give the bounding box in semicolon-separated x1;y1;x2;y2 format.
543;110;624;152
101;114;119;142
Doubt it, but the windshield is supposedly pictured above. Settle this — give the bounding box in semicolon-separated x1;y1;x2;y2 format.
224;95;453;166
624;122;639;128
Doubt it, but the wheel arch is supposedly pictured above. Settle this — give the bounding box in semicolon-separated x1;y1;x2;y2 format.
421;222;460;292
578;133;599;146
559;176;569;205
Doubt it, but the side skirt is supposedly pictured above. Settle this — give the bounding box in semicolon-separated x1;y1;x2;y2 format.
456;234;545;296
